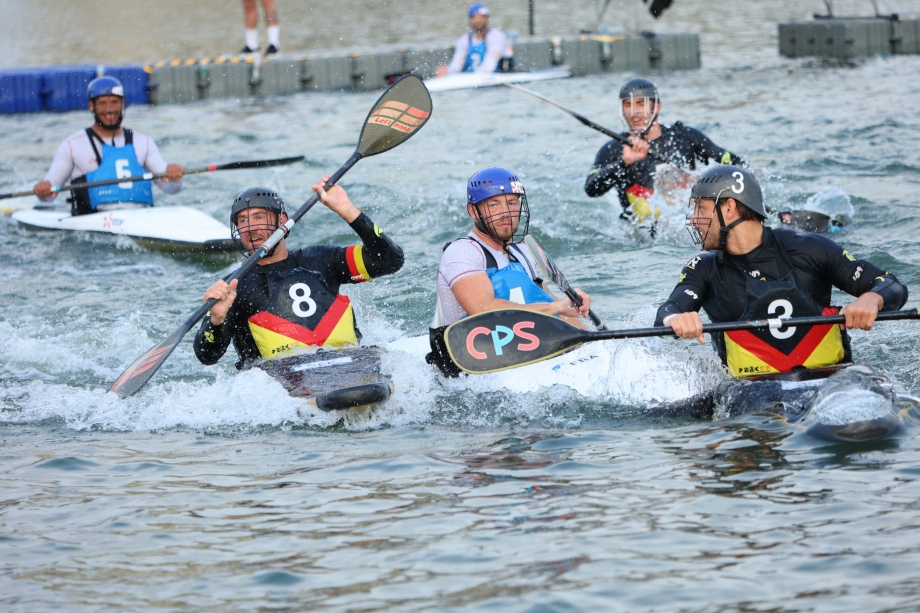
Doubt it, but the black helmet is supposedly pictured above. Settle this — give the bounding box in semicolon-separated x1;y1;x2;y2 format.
619;77;658;102
619;78;659;136
230;187;287;254
690;165;766;219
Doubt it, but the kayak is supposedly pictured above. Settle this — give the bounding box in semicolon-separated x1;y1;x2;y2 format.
388;334;915;442
11;204;236;252
257;345;392;412
425;67;571;92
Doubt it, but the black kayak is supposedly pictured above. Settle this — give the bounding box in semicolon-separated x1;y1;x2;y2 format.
257;346;392;412
672;364;918;443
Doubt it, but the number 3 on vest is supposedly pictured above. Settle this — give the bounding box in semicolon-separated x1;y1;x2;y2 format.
289;283;317;318
768;298;796;339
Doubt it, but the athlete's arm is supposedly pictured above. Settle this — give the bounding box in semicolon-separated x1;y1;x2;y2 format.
192;278;238;365
138;135;183;194
476;29;507;73
445;34;469;75
585;139;631;197
682;125;744;167
34;140;76;201
452;272;590;322
312;177;405;283
655;258;710;343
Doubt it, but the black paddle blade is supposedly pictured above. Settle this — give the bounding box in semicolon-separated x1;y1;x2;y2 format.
107;326;188;398
523;234;566;289
218;156;305;171
444;310;589;374
357;75;432;158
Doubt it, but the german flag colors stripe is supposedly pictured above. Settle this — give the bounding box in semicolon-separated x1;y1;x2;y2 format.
345;245;371;283
248;296;358;358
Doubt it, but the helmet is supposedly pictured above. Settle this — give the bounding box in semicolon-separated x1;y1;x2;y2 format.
230;187;287;255
619;77;658;102
466;166;530;244
690;165;766;218
87;76;125;100
686;165;764;256
619;77;660;136
468;3;489;18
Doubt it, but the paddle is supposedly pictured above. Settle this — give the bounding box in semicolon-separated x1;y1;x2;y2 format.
522;233;606;329
444;307;920;374
0;156;305;201
504;82;679;169
108;75;432;398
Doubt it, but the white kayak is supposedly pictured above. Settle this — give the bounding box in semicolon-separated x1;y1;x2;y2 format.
424;67;571;93
11;204;236;252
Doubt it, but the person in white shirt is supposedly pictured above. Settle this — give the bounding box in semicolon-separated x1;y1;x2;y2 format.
33;76;184;215
436;4;512;77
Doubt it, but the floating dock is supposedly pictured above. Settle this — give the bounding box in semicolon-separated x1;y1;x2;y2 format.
0;32;700;114
779;15;920;59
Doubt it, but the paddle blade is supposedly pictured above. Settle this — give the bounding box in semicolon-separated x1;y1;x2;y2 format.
107;326;187;398
523;234;567;289
444;309;589;374
357;75;432;158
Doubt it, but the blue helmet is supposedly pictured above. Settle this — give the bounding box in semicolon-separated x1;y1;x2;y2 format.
87;76;125;101
467;166;525;205
466;166;530;244
468;3;489;18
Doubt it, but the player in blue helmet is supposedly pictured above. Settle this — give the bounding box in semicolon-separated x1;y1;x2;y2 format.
435;3;513;77
425;166;594;376
33;76;184;215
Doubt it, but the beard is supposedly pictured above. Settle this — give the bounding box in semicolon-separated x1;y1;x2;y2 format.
94;109;123;131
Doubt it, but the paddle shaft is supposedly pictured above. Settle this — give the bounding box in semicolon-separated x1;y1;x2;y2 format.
523;234;605;329
504;83;673;167
0;155;304;200
585;308;920;341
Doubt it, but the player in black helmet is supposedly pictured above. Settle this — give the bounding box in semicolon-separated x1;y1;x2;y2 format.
192;178;404;370
585;77;745;225
655;165;908;377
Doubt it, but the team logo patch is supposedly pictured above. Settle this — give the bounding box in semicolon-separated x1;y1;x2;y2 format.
510;181;524;194
842;249;856;262
685;256;701;270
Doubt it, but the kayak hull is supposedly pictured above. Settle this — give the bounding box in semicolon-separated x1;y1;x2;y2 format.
425;67;571;92
257;346;392;412
11;205;236;252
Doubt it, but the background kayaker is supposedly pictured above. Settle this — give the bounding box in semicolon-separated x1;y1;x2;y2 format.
240;0;281;55
584;77;744;224
32;76;184;216
656;165;908;377
426;166;592;376
435;4;513;77
194;178;404;370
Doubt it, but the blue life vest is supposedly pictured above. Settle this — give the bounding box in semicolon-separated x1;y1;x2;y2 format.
464;33;489;72
70;128;154;215
477;239;553;304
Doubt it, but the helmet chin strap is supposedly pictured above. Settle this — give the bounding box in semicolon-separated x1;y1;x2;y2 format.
715;199;743;264
92;104;124;132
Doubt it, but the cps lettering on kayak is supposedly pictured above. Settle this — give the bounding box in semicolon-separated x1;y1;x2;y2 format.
465;321;540;359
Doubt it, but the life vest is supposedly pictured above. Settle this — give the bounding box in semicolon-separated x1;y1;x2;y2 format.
624;183;660;225
464;33;488;72
70;128;154;215
247;268;359;360
721;236;846;377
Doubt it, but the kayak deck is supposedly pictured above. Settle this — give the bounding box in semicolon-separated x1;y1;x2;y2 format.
11;205;236;252
257;346;392;412
425;67;571;92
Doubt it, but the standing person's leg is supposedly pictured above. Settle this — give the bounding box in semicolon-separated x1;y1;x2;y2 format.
242;0;260;52
262;0;281;54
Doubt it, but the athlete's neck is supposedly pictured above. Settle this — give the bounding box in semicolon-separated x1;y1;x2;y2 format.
643;120;662;141
725;222;766;256
472;26;488;40
471;225;509;252
91;124;124;141
256;240;290;265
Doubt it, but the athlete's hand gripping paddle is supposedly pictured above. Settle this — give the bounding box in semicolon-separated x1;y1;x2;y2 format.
0;156;306;202
522;233;606;330
444;307;920;374
108;75;433;398
504;82;689;174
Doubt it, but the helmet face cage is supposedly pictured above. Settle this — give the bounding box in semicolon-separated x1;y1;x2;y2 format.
685;188;728;250
230;190;287;255
620;92;659;136
473;192;530;245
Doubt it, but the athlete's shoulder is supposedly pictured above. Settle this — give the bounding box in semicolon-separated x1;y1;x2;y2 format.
63;129;90;144
773;227;840;251
681;251;718;273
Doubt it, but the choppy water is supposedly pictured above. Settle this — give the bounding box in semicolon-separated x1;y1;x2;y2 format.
4;1;920;610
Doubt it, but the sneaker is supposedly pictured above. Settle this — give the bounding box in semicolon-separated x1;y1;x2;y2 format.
264;44;279;56
240;45;259;54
